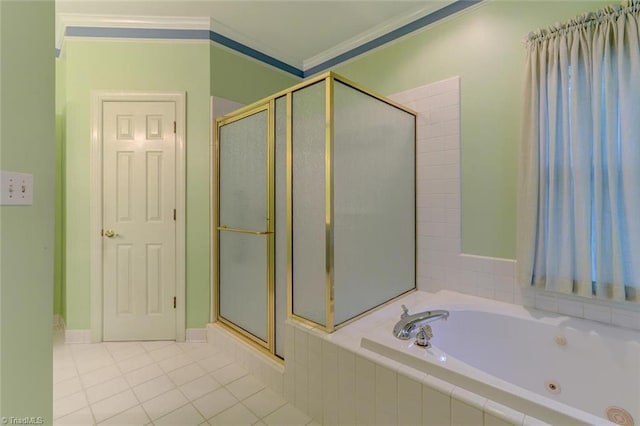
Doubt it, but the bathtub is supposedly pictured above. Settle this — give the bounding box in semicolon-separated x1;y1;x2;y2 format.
359;291;640;425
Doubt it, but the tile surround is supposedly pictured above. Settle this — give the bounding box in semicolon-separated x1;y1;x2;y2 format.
208;323;538;426
282;319;552;426
389;77;640;331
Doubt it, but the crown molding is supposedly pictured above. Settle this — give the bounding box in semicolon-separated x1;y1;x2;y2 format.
56;13;211;49
57;13;212;31
56;13;302;69
303;2;450;71
55;1;482;77
208;17;302;70
303;0;484;76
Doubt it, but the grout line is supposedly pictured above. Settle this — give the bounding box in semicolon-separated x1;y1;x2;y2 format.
56;338;308;426
145;400;192;424
66;339;98;425
239;394;286;421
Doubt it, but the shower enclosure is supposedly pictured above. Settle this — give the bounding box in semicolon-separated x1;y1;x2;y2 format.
214;72;416;358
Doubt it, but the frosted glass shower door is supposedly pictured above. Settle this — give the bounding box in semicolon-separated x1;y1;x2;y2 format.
291;81;327;326
333;81;416;325
217;106;273;346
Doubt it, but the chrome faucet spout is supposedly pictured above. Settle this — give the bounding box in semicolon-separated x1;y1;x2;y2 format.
392;309;449;340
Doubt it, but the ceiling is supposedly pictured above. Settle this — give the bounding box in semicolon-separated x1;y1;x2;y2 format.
55;1;459;74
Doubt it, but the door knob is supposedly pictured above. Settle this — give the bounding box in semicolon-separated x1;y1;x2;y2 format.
103;229;118;238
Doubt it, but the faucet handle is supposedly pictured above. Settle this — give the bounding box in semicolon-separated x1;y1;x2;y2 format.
416;325;433;347
422;325;433;339
400;304;409;319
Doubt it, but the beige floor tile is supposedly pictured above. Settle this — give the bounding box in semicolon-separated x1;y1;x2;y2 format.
184;346;220;362
167;362;206;386
105;342;146;362
80;364;122;388
124;364;164;387
192;387;238;420
157;353;194;373
226;375;265;400
54;377;83;401
132;374;176;402
53;391;88;419
179;375;222;401
91;389;139;423
242;388;287;419
263;403;312;426
154;403;205;425
98;404;150;425
85;376;130;404
142;389;188;420
53;332;311;426
53;407;95;425
209;402;258;425
148;344;183;362
197;353;234;373
140;340;174;352
117;353;155;374
54;366;79;384
210;363;248;385
75;354;115;375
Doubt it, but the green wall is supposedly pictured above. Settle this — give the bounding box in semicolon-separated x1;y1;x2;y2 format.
0;0;54;421
54;52;66;319
62;39;211;330
334;0;610;259
58;39;298;331
210;44;299;104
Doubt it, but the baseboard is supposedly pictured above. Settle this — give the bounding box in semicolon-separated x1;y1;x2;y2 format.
63;327;204;343
65;329;92;344
185;328;207;343
53;314;66;329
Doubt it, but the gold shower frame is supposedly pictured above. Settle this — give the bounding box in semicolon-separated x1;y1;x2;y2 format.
214;72;417;355
214;101;275;353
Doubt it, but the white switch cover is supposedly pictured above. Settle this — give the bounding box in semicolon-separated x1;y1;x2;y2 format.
0;171;34;205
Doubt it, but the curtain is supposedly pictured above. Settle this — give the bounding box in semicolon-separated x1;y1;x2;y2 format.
518;0;640;303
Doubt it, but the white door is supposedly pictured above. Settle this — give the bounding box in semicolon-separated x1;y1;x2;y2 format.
102;101;176;341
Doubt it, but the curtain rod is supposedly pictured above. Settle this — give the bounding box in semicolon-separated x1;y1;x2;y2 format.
526;0;640;44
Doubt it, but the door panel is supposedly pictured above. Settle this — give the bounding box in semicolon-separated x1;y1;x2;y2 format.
219;110;268;231
219;232;268;341
116;244;133;314
217;106;273;347
146;152;164;221
103;101;176;341
116;151;133;221
146;244;163;314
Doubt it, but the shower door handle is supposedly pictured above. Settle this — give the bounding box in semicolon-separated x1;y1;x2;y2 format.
217;226;273;235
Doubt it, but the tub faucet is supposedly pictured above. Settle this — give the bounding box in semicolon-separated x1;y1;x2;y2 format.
392;308;449;340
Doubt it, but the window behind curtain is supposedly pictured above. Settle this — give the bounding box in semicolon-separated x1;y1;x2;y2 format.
518;1;640;303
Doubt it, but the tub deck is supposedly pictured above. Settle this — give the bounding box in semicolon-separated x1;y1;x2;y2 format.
328;290;639;426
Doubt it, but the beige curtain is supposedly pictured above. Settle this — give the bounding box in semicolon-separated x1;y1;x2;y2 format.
518;0;640;302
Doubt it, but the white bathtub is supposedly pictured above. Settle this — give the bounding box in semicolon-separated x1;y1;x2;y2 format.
359;291;640;425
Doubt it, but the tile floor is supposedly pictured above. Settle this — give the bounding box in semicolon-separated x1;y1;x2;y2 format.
53;328;315;425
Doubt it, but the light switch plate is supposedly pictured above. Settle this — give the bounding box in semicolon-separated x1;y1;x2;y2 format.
0;171;33;205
